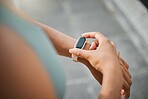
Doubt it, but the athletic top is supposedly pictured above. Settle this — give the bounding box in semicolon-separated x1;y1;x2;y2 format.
0;4;65;99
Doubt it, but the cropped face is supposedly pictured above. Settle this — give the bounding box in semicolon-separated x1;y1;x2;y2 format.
75;37;86;49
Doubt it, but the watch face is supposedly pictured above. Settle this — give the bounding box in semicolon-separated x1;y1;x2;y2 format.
76;37;86;49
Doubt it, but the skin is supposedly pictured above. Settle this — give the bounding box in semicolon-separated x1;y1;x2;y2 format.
0;1;132;99
37;23;132;99
69;32;131;99
0;25;57;99
90;39;132;98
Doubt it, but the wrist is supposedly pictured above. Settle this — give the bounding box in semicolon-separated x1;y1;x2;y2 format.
100;66;123;99
100;60;120;74
103;63;123;85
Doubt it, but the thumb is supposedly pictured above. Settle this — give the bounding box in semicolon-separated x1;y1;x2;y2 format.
69;48;90;59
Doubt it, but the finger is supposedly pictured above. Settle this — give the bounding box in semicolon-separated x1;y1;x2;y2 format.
121;58;129;69
118;51;120;60
125;90;130;99
121;89;125;96
123;79;130;92
120;57;129;69
89;39;99;50
123;80;130;99
121;66;132;86
121;90;126;99
94;39;99;46
118;51;120;56
116;50;120;61
89;42;97;50
121;62;132;86
122;63;132;79
82;32;106;42
69;48;90;59
111;41;116;48
120;59;131;78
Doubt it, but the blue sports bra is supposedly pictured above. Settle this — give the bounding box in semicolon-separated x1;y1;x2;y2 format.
0;4;65;99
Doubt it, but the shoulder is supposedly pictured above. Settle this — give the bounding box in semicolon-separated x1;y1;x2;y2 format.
0;25;31;57
0;25;57;99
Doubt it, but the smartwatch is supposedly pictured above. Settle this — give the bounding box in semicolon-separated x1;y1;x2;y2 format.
72;37;87;62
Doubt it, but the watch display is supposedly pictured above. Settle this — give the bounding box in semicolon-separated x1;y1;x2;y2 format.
75;37;86;49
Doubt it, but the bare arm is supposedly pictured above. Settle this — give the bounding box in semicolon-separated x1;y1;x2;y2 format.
2;3;131;99
35;21;78;57
35;21;103;84
69;32;127;99
0;26;57;99
99;66;123;99
35;22;132;99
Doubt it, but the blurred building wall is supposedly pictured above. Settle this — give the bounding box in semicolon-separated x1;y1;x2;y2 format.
140;0;148;9
104;0;148;62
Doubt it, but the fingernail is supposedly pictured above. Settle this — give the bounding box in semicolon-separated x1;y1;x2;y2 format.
69;49;72;53
89;44;93;50
69;49;75;53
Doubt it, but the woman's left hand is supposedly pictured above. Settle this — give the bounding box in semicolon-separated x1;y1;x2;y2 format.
88;37;132;98
71;32;132;99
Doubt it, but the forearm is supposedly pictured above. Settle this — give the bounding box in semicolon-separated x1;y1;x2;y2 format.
35;22;103;84
99;66;123;99
35;21;76;57
38;22;94;67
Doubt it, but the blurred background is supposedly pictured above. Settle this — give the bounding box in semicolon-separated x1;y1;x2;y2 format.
14;0;148;99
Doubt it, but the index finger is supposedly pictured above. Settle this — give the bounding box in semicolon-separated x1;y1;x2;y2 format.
82;32;107;42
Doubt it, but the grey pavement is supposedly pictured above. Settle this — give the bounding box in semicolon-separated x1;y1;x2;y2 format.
17;0;148;99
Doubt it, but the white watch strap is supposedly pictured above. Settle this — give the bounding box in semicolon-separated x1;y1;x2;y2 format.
72;54;78;62
71;37;88;62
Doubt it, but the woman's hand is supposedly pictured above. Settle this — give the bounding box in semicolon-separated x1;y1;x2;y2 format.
88;35;132;98
87;34;132;99
70;32;120;72
69;32;132;99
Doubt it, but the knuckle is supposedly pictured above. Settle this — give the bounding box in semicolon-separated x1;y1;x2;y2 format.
124;61;129;69
124;84;130;91
126;86;130;91
129;74;132;78
127;85;130;91
95;32;99;35
94;32;99;37
105;38;111;43
127;64;129;69
130;80;132;86
128;72;132;78
111;41;114;45
103;39;112;46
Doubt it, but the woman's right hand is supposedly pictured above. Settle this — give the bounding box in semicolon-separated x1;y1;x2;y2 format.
69;32;132;99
